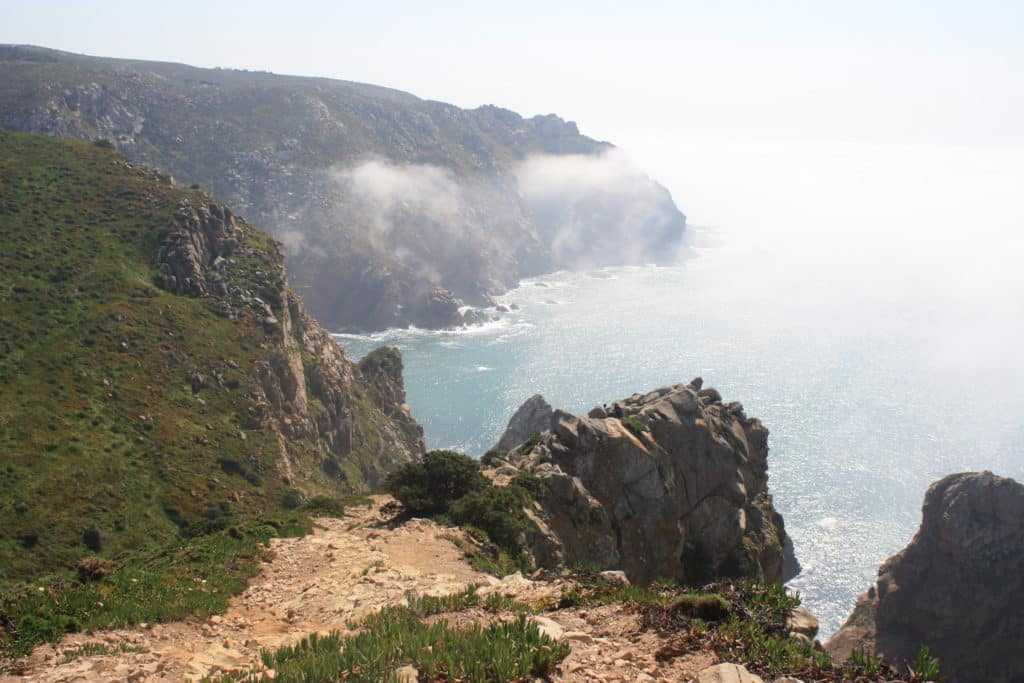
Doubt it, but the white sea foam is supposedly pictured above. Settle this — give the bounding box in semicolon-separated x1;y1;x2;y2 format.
817;517;839;531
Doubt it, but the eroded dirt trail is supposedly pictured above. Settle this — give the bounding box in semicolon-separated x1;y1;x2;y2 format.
3;498;486;682
4;497;715;682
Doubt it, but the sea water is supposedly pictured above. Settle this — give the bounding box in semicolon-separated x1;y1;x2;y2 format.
337;141;1024;637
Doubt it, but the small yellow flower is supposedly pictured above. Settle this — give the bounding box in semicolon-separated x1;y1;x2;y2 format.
37;586;45;592
131;578;138;583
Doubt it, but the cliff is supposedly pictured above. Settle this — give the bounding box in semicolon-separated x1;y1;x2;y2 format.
0;131;423;586
826;471;1024;683
0;44;687;331
489;380;794;585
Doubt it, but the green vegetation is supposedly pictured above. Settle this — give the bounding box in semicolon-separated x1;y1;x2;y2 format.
556;568;932;682
0;132;418;660
258;611;565;683
60;641;142;664
383;451;488;516
909;646;942;681
1;514;310;659
384;450;535;570
516;431;542;454
204;585;562;683
480;448;508;467
624;414;648;436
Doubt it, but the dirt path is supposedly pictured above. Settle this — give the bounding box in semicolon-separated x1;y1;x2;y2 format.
3;497;717;682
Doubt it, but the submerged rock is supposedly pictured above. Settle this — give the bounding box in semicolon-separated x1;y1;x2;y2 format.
826;471;1024;683
501;381;794;585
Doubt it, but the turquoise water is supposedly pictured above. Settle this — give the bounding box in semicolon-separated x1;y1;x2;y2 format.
338;228;1024;637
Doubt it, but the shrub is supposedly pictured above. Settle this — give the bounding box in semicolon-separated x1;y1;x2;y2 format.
302;495;350;518
624;415;648;436
384;450;488;515
82;525;102;552
480;449;508;467
517;431;542;454
449;487;529;558
280;488;302;510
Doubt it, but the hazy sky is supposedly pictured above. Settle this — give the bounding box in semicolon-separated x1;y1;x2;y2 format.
3;1;1023;149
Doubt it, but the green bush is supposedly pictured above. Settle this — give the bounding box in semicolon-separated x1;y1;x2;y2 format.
517;432;542;454
624;415;648;436
449;487;529;557
385;450;536;568
384;450;488;515
480;449;508;467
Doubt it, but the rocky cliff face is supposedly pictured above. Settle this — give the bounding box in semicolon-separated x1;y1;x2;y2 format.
154;193;425;490
0;45;687;331
826;471;1024;683
490;380;794;585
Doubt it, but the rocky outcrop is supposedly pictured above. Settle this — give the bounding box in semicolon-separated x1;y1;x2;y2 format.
696;663;765;683
154;190;424;491
494;394;554;452
0;44;687;331
154;199;244;296
826;471;1024;683
493;380;793;585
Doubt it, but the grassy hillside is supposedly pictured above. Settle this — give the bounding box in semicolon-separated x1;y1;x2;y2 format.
0;131;420;589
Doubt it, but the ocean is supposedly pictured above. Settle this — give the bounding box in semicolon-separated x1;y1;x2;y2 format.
337;141;1024;638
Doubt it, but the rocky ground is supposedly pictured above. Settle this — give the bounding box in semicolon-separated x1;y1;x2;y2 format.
1;497;784;683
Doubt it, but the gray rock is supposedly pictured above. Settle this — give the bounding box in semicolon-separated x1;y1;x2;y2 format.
494;394;553;452
787;606;819;639
696;663;764;683
826;471;1024;683
506;383;792;586
599;570;630;587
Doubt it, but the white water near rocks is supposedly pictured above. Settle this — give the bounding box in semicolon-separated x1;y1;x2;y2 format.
338;142;1024;638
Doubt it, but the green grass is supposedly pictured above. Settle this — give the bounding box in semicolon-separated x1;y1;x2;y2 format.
60;641;143;664
0;514;311;660
623;415;649;436
207;604;566;683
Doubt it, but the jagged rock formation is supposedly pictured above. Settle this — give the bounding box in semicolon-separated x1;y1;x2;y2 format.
0;44;687;331
493;394;553;452
491;380;793;585
826;471;1024;683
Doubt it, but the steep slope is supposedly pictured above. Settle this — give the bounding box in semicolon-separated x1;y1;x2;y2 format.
0;131;423;586
0;45;687;331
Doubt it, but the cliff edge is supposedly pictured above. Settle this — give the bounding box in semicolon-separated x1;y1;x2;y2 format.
490;380;795;585
826;471;1024;683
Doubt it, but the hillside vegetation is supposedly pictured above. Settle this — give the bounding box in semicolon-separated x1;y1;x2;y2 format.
0;131;422;590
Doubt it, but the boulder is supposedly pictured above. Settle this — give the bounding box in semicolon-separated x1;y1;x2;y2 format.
505;383;794;585
696;663;764;683
826;471;1024;683
494;394;553;452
